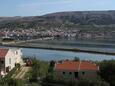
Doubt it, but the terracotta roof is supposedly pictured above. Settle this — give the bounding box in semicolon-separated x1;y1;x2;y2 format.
55;61;80;71
80;61;98;71
55;61;98;71
0;49;9;59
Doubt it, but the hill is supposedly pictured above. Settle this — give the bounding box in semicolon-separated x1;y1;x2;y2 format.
0;10;115;29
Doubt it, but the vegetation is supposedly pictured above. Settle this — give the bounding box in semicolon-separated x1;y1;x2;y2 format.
4;64;21;79
99;60;115;86
42;78;109;86
26;57;49;82
0;64;22;86
2;38;15;42
0;58;46;86
74;57;80;61
46;60;56;80
1;57;115;86
74;79;109;86
0;79;24;86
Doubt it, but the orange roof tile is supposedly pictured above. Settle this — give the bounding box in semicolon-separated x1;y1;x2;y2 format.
56;61;79;71
55;61;98;71
80;61;98;71
0;49;9;59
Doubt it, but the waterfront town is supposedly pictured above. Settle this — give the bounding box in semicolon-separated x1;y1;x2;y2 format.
0;28;115;41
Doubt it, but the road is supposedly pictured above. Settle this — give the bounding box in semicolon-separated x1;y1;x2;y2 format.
14;66;31;79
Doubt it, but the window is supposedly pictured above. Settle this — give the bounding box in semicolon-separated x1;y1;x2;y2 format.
1;60;4;64
82;72;85;75
63;72;65;75
69;72;72;75
9;58;11;64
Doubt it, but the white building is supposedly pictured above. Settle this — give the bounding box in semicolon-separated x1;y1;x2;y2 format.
0;48;23;77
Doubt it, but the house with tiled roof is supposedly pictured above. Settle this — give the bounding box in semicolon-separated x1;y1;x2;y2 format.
0;48;23;77
55;60;99;80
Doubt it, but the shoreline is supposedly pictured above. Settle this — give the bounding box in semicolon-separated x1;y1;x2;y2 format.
1;44;115;56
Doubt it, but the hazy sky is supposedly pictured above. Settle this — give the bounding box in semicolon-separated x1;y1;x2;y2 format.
0;0;115;16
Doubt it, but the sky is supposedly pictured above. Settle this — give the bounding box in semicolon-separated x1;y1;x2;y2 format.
0;0;115;16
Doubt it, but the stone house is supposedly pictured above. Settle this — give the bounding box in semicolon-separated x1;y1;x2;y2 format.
55;61;99;80
0;48;23;77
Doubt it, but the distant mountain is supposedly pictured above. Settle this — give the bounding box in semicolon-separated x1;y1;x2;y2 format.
1;10;115;29
43;11;115;25
0;16;22;21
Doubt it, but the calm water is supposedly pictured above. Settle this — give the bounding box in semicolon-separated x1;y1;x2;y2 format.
1;45;115;61
22;48;115;61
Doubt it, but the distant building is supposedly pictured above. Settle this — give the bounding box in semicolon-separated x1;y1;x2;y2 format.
55;61;99;80
0;48;23;77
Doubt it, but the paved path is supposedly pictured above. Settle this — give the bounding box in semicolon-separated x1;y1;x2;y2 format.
14;67;31;79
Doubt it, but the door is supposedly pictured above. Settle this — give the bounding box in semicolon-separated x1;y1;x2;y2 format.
74;72;78;78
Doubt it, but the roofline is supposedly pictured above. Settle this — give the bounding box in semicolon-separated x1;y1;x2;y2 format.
55;69;99;71
55;61;99;71
0;48;21;50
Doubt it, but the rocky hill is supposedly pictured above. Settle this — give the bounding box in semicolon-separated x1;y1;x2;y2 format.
0;10;115;29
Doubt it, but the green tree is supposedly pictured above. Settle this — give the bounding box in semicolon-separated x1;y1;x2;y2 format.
47;60;56;80
74;57;80;61
29;58;48;82
99;60;115;86
30;58;40;82
8;79;24;86
75;79;109;86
